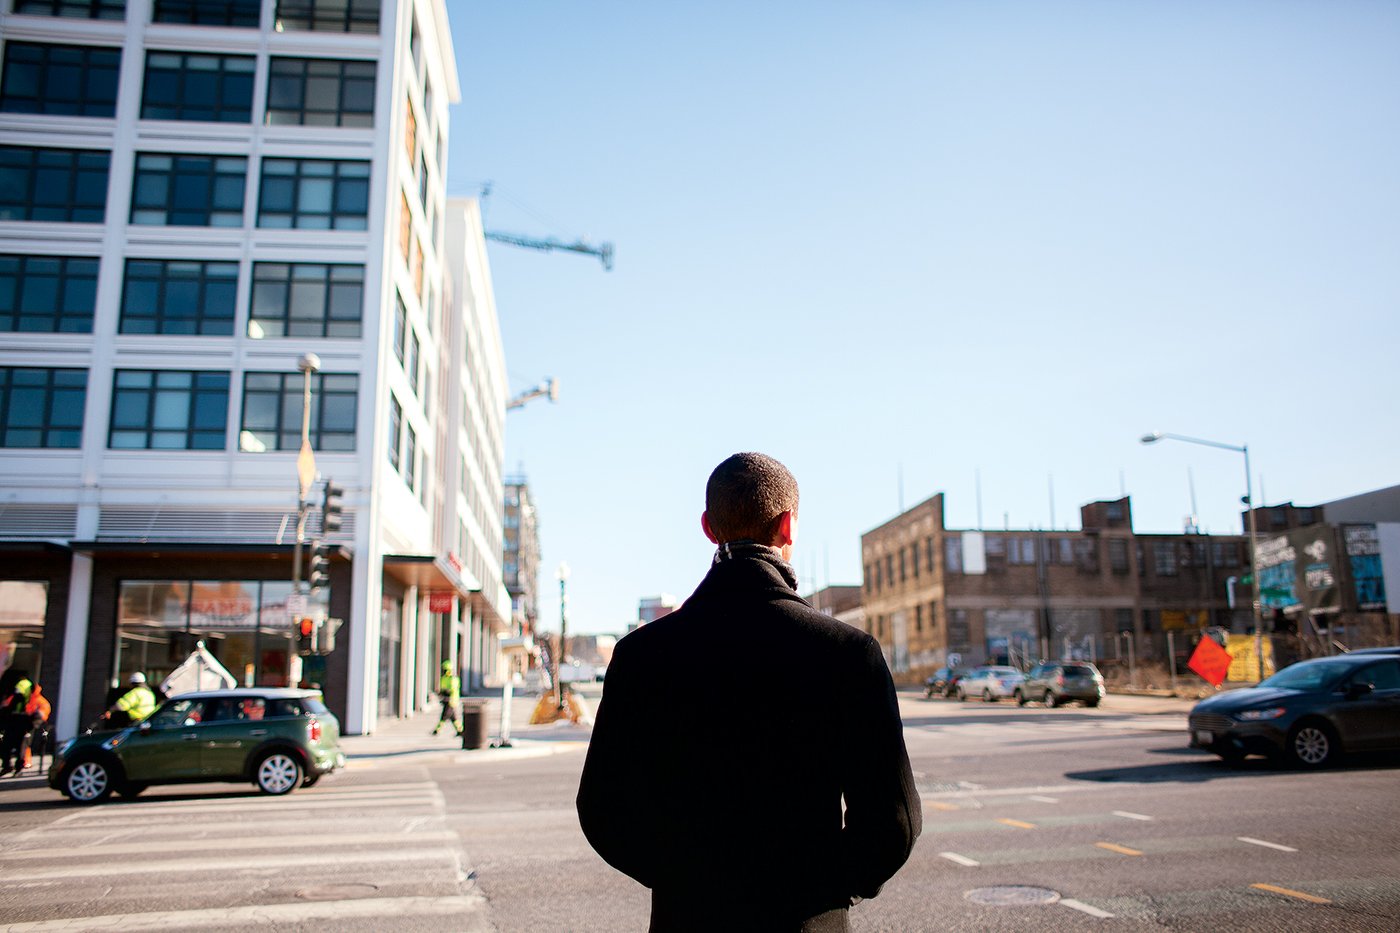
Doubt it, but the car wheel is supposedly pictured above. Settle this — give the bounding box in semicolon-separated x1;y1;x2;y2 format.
63;759;114;805
983;688;996;703
119;782;148;798
956;687;966;702
1288;721;1337;768
1044;690;1058;708
255;751;303;795
1083;698;1100;708
1015;690;1027;707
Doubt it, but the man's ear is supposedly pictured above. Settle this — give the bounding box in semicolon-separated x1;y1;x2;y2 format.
701;511;719;544
773;510;795;548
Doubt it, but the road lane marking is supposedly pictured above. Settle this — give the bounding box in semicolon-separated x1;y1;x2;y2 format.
939;852;980;867
925;801;958;811
1028;795;1059;803
1112;810;1153;821
996;818;1036;829
1060;898;1114;919
1238;837;1297;853
0;830;459;860
1094;842;1143;856
1251;883;1330;904
3;848;456;883
2;895;490;931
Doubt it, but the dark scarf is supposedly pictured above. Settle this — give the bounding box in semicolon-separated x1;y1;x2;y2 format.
712;540;799;590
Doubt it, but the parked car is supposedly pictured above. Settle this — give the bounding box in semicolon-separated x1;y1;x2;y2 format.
1344;646;1400;655
1016;661;1105;707
50;688;344;804
924;666;971;699
1188;653;1400;767
956;666;1025;702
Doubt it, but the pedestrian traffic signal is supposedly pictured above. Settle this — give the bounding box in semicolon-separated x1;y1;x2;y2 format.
307;542;330;592
296;617;316;654
321;480;344;534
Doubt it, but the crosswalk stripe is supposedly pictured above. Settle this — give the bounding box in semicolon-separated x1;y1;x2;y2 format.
939;851;980;867
56;796;442;820
2;895;491;931
4;847;457;883
1060;897;1115;919
0;830;459;860
1238;837;1297;853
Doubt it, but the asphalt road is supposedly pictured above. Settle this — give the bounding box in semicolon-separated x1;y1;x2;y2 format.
2;689;1398;932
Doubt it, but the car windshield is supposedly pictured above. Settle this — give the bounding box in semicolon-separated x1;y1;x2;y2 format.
1257;659;1351;692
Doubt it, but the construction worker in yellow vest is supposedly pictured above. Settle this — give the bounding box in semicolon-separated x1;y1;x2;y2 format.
431;661;462;737
106;672;156;729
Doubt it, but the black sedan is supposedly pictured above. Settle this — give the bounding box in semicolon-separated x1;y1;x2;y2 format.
1188;653;1400;767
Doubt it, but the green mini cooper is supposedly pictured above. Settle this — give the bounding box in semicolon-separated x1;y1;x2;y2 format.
50;688;345;804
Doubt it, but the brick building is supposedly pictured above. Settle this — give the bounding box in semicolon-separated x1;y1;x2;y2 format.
861;494;1248;682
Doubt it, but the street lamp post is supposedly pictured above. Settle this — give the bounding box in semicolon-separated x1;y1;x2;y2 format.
555;561;570;712
290;353;322;598
1140;431;1265;681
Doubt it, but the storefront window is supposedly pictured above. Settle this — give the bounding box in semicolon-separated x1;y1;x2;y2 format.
378;595;401;718
0;581;47;690
116;579;324;690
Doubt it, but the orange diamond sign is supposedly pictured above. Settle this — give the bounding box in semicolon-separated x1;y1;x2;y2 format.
1188;636;1233;687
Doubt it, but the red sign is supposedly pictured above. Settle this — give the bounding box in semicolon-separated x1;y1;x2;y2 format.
428;590;455;613
1187;636;1234;687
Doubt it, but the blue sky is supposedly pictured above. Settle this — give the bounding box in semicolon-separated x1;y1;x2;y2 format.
447;1;1400;635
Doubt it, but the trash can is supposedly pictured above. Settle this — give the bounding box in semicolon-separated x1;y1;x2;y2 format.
460;700;488;750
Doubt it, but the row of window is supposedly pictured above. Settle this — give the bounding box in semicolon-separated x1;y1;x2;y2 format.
11;0;381;34
1;255;364;338
0;365;357;451
0;147;370;229
0;43;378;127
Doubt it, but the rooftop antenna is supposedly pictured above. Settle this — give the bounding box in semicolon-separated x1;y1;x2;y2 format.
1119;468;1126;498
1186;466;1200;533
1048;473;1056;530
897;463;905;513
975;468;984;530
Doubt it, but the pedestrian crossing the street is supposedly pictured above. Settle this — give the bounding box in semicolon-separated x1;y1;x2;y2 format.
0;774;493;931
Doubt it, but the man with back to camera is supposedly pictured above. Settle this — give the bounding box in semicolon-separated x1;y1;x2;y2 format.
577;452;921;932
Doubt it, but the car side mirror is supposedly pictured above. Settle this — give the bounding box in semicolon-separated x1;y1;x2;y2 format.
139;721;152;732
1346;682;1374;700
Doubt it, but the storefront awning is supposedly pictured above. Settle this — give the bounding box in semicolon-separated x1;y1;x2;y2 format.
382;554;510;632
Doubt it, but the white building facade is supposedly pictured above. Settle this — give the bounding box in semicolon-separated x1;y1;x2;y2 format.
0;0;510;737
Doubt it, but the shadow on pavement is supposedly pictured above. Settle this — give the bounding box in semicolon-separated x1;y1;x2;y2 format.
1069;751;1400;784
901;712;1130;727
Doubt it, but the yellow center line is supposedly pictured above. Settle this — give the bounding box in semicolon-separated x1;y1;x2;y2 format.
997;818;1036;829
926;801;958;811
1095;841;1143;856
1251;883;1331;905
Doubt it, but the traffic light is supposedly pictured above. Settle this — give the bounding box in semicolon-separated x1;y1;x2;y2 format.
321;480;344;534
296;617;315;655
307;542;331;592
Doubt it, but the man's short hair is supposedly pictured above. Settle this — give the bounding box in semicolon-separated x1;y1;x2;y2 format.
705;452;799;543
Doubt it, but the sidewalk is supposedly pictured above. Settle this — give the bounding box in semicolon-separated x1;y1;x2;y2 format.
338;691;593;770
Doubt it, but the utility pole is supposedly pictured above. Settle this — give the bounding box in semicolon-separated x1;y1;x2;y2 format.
555;562;570;712
290;353;320;685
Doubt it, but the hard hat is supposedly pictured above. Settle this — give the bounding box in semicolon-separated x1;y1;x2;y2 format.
442;660;453;671
129;672;146;685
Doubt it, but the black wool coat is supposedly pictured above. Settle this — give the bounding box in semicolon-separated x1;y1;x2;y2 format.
576;547;922;931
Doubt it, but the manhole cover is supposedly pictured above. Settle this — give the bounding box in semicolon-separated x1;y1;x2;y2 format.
295;883;379;901
965;886;1061;906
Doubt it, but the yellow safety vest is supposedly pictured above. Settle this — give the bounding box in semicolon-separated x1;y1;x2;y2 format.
116;685;156;722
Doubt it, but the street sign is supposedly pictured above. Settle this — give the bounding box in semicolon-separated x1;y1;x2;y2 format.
1187;637;1233;687
428;590;454;613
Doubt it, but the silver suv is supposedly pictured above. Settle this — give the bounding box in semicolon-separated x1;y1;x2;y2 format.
1015;661;1104;707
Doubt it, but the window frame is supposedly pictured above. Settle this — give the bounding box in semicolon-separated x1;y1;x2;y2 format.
152;0;261;27
257;158;370;230
237;371;358;453
140;51;256;123
265;57;376;127
130;152;246;227
0;146;110;222
120;258;239;335
248;262;364;339
13;0;126;19
274;0;380;34
108;369;229;450
0;254;99;333
0;366;87;448
0;41;121;117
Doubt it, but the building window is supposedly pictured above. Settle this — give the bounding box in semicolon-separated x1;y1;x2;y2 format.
109;370;229;449
141;52;255;123
1;42;121;116
152;0;261;26
0;255;98;333
0;367;86;448
266;58;375;127
0;146;109;222
120;259;238;335
257;158;369;230
248;263;363;338
945;536;963;574
405;327;419;395
914;604;923;633
1108;537;1130;574
274;0;379;33
14;0;125;19
404;422;416;489
238;372;357;452
1073;538;1099;573
1153;542;1179;577
130;153;245;226
403;95;416;161
386;393;401;469
392;297;409;365
1212;541;1240;568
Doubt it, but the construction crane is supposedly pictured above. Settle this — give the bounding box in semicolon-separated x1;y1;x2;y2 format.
479;182;614;271
507;377;559;412
485;231;614;272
